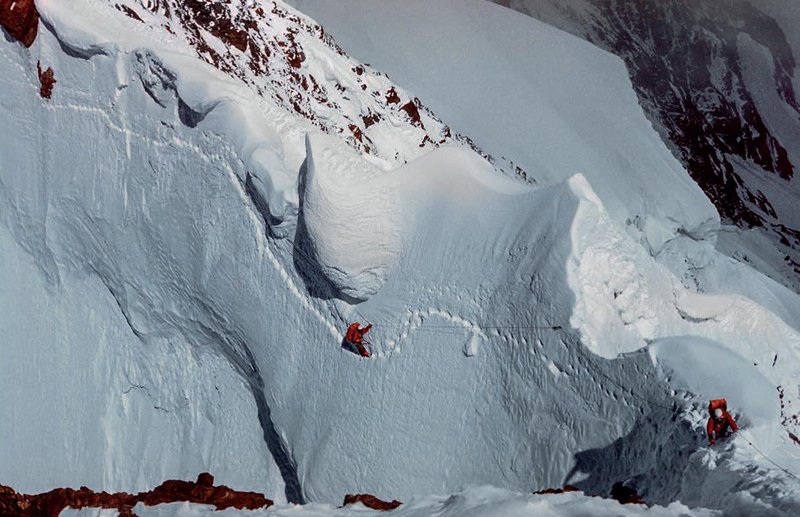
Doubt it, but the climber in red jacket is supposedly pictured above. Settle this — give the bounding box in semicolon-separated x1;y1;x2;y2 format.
345;322;372;357
707;399;738;445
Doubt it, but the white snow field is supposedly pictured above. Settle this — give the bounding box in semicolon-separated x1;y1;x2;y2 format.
286;0;720;254
1;0;800;516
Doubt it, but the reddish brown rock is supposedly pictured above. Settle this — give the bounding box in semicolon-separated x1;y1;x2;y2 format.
0;0;39;47
385;87;401;105
400;99;423;128
348;123;363;143
342;493;402;511
138;473;272;511
0;485;137;517
0;473;272;517
182;0;248;53
116;4;144;23
37;61;56;99
362;112;381;129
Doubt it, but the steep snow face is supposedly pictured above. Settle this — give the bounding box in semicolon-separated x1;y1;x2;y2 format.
646;336;800;516
649;336;778;425
563;166;800;514
0;9;286;498
497;0;800;293
0;224;282;496
0;8;665;500
286;0;719;255
2;0;544;502
3;0;800;515
292;138;661;502
301;133;535;301
32;0;504;236
300;135;401;300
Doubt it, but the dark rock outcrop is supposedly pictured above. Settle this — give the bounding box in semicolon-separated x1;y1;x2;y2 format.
610;481;646;505
0;0;39;47
342;493;403;511
0;473;273;517
534;485;581;495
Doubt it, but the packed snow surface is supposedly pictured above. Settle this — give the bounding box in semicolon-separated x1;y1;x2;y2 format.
1;0;800;516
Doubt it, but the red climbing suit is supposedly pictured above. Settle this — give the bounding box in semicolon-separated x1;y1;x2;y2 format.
346;322;372;357
707;399;738;445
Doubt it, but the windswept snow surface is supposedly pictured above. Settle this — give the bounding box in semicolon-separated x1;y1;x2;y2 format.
0;223;282;497
2;0;800;516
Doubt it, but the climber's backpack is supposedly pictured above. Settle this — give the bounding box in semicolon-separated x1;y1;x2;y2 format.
708;398;727;417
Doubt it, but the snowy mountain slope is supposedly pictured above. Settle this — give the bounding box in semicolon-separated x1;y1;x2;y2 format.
99;0;541;186
286;0;719;255
752;0;800;63
103;0;452;171
0;222;283;497
2;0;800;516
559;172;800;514
0;4;288;499
494;0;800;295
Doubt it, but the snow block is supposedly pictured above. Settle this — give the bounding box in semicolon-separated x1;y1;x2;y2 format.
300;133;401;300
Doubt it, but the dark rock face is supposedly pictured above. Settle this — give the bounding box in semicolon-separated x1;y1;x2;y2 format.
0;0;39;47
504;0;800;291
534;485;581;495
610;481;646;505
0;473;273;517
577;0;796;224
